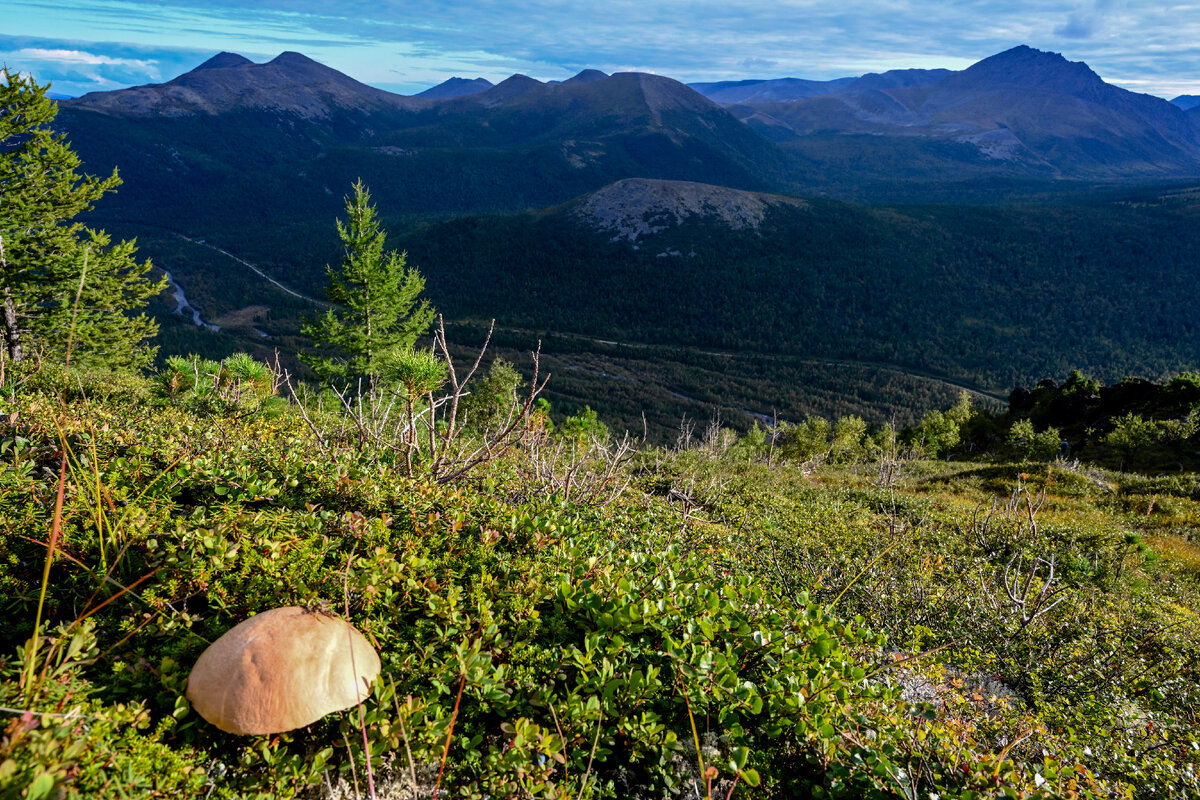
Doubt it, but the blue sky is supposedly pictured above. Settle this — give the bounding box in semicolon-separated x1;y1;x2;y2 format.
4;0;1199;99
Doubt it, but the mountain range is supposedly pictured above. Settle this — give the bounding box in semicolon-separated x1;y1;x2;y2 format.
47;45;1200;435
62;45;1200;188
699;47;1200;178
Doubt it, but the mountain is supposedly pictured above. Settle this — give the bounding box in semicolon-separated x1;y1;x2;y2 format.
64;51;418;118
56;44;1200;239
1172;95;1200;111
53;51;798;291
40;46;1200;441
416;77;493;99
718;46;1200;179
561;69;609;85
688;77;855;103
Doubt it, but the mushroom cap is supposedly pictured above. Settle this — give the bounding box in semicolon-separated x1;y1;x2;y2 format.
186;606;381;735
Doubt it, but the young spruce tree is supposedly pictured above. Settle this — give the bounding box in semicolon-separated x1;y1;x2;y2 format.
0;68;164;373
301;180;434;387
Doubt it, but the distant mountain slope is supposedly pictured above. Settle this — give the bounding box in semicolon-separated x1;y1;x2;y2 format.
723;47;1200;178
688;77;855;103
54;51;797;259
846;68;953;91
415;77;494;98
56;44;1200;238
64;51;419;118
406;70;789;183
1172;95;1200;111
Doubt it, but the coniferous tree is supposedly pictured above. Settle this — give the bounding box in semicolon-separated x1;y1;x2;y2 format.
301;180;435;386
0;68;164;373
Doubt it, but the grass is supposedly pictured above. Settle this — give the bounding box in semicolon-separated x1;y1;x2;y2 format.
0;367;1198;799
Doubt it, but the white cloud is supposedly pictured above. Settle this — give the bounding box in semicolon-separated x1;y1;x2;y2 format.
14;47;157;68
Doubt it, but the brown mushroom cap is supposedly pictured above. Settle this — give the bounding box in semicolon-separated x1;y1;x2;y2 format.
186;606;381;735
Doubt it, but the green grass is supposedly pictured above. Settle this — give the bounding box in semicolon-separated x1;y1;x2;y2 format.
0;369;1197;799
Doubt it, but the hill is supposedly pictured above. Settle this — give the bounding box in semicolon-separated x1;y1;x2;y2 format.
73;173;1200;443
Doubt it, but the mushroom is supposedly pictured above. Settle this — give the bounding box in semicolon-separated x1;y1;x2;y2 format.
186;606;381;735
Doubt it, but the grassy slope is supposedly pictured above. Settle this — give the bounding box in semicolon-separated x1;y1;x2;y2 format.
0;371;1197;798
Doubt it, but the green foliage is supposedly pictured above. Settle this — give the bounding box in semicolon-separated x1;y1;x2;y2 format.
558;405;609;443
157;352;281;414
458;359;523;433
779;416;832;462
7;360;154;404
300;181;435;386
908;391;974;458
728;421;770;462
378;345;447;398
776;415;872;465
0;68;164;372
1007;418;1062;461
829;415;868;464
1;381;1197;798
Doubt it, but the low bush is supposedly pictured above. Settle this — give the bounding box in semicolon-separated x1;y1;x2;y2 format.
0;388;1196;798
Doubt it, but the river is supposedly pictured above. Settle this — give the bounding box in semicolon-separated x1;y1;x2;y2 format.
162;269;219;332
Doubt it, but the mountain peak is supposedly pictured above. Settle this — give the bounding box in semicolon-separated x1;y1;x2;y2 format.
269;51;321;67
474;74;545;106
416;77;493;99
264;51;339;79
564;69;609;85
194;52;252;71
64;49;411;119
957;45;1105;96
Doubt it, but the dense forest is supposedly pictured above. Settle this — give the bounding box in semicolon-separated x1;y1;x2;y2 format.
87;180;1200;442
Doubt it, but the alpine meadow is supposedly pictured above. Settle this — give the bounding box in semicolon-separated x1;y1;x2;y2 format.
3;18;1200;800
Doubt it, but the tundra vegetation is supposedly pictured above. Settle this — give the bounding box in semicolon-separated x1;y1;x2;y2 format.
2;71;1200;800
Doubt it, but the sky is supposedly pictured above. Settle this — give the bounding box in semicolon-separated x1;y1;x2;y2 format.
3;0;1199;100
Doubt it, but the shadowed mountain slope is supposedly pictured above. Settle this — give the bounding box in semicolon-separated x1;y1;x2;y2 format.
415;77;494;98
54;52;798;248
65;51;420;118
688;77;855;103
721;46;1200;178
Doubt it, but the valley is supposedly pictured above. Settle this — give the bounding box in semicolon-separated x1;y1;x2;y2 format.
50;45;1200;438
